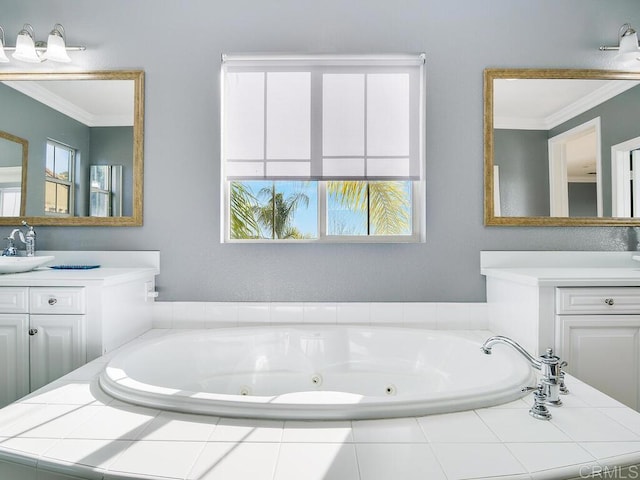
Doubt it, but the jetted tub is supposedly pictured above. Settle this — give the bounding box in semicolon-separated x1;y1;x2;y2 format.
99;326;535;420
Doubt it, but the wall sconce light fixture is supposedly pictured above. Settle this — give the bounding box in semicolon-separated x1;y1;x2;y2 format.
0;23;85;64
600;23;640;62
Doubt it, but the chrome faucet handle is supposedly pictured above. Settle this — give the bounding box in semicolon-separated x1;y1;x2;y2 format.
2;237;16;256
558;361;569;395
529;384;552;420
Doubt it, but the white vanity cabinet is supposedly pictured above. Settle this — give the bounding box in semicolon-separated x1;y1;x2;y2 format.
0;287;87;399
481;251;640;412
29;287;87;392
555;287;640;410
0;251;159;408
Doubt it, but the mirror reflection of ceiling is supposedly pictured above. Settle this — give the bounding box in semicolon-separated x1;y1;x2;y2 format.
1;80;134;127
494;79;640;130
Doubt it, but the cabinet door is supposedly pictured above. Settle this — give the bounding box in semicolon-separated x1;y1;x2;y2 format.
0;314;28;407
29;315;86;392
557;315;640;410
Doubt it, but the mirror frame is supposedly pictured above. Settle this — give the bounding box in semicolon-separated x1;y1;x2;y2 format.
484;68;640;226
0;70;144;226
0;129;28;217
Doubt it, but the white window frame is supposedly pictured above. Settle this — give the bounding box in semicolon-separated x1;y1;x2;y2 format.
221;54;426;243
0;187;21;217
45;139;75;217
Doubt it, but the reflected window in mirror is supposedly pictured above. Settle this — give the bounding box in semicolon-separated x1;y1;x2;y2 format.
90;165;123;217
45;140;75;216
0;188;21;216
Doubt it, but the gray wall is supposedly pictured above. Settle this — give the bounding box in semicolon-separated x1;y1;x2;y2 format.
568;183;598;217
0;136;21;168
2;0;638;302
494;129;550;216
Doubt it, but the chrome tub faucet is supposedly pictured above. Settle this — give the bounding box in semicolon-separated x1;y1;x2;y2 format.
481;335;568;419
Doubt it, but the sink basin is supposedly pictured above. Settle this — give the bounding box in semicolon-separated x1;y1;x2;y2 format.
0;255;55;274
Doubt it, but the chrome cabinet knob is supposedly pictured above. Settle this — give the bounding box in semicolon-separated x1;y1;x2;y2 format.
28;328;38;336
604;298;615;306
48;297;57;306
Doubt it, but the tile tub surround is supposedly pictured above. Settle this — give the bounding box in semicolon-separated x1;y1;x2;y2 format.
152;301;489;330
1;330;640;479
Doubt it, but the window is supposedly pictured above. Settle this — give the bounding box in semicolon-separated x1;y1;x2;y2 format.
90;165;111;217
222;54;425;242
89;165;123;217
45;140;75;216
0;188;21;216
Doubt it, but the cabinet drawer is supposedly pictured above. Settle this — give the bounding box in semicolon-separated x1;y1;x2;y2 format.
30;288;85;314
556;287;640;314
0;288;28;313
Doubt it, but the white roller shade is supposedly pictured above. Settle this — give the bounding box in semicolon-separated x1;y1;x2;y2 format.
222;54;425;181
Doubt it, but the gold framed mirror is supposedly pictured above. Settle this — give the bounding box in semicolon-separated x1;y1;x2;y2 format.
484;68;640;226
0;70;144;226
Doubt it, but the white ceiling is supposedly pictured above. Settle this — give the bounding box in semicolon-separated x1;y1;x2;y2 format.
2;80;134;127
493;79;640;130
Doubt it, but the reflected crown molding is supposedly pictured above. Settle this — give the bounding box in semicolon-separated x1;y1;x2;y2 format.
2;79;134;127
494;79;639;130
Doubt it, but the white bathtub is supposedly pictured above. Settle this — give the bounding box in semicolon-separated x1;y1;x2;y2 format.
99;326;534;420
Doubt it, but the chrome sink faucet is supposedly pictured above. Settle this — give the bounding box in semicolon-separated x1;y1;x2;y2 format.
481;335;567;411
2;221;36;257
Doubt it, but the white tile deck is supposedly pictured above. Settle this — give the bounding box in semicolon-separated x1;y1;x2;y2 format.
0;328;639;480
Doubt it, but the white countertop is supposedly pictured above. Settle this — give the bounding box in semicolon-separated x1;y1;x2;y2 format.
0;250;160;287
1;328;640;480
0;266;159;287
481;251;640;287
481;266;640;287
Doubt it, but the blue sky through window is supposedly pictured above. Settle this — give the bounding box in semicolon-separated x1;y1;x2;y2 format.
232;180;412;239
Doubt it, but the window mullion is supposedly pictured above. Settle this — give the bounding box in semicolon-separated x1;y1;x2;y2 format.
310;69;323;180
364;73;368;179
319;181;327;238
311;69;325;238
